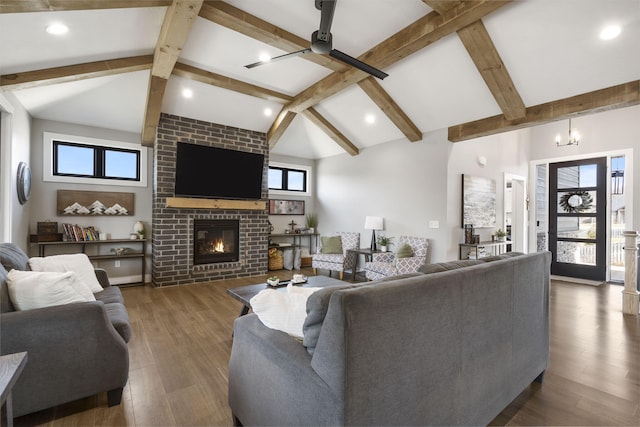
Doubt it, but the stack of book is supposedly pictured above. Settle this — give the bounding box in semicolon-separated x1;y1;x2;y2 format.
62;224;99;241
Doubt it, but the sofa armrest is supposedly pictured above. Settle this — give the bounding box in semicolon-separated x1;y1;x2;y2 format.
229;315;342;426
94;268;111;288
1;301;129;416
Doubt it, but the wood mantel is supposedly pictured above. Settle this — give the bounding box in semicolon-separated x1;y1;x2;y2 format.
166;197;266;211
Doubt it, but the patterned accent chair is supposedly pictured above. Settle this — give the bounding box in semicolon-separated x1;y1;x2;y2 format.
365;236;429;281
312;232;360;280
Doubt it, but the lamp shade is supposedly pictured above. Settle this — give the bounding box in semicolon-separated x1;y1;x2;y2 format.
364;216;383;230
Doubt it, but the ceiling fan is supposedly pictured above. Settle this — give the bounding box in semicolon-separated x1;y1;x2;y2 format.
245;0;388;80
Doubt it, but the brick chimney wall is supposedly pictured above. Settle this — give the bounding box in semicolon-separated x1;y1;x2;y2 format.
152;113;268;286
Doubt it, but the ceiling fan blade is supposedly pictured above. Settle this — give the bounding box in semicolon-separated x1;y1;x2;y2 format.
245;49;312;69
329;49;389;80
316;0;337;42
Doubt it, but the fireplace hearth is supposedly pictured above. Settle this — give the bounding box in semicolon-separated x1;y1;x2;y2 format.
194;219;240;265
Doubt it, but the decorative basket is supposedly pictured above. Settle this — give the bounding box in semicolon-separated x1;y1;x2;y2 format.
268;254;283;270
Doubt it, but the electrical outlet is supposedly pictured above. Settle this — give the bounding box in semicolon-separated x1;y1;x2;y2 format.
115;260;121;268
429;220;440;229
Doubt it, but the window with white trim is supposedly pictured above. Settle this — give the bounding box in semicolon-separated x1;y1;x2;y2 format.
43;132;148;187
268;162;311;196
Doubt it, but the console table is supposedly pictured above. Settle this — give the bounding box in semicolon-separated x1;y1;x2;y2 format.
269;233;318;254
459;241;509;260
35;239;147;286
0;352;27;427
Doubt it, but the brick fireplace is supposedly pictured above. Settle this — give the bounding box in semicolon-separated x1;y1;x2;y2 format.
152;113;269;287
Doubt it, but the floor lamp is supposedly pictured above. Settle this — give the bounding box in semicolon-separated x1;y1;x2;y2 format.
364;216;383;251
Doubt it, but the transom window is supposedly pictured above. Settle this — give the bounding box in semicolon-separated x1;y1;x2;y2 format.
43;132;148;187
53;141;140;181
268;166;307;192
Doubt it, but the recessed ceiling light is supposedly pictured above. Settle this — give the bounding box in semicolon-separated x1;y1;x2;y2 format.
600;25;622;40
365;114;376;124
264;108;273;117
46;23;68;35
259;53;271;63
182;88;193;98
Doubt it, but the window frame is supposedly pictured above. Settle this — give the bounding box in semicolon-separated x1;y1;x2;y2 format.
43;132;148;187
268;162;311;196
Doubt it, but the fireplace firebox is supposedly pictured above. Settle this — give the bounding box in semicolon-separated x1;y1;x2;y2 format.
194;219;239;265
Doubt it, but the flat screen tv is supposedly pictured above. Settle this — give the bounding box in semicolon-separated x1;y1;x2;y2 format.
174;142;264;200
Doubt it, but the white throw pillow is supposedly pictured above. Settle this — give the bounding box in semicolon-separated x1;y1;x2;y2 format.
7;269;94;311
29;253;103;293
250;284;320;339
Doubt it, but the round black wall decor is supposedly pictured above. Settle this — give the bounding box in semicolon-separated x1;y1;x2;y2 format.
16;161;32;205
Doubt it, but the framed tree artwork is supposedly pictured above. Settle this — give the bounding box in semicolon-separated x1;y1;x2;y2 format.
269;199;305;215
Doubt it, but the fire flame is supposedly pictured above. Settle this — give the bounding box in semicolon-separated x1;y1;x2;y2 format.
213;238;225;252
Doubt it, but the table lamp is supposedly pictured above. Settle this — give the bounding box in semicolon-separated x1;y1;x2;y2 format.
364;216;383;251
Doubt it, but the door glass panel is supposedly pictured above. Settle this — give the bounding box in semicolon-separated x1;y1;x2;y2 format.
557;164;597;189
557;217;597;239
557;241;597;266
610;155;626;282
557;190;596;214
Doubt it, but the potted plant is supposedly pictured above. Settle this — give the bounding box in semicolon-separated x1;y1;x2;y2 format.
495;228;507;242
376;235;394;252
305;213;318;234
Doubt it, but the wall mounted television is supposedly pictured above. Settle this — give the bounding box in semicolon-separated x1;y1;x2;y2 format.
174;142;265;200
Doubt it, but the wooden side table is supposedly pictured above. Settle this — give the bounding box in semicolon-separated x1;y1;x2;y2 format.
0;352;28;427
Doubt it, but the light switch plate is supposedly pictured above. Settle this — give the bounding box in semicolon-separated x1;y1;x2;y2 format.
429;220;439;229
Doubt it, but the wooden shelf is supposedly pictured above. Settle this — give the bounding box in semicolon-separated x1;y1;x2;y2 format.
35;239;147;286
166;197;266;210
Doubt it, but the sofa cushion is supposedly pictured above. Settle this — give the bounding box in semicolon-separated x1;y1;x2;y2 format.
29;254;103;293
0;264;15;313
6;270;93;311
418;259;484;274
395;243;414;259
250;284;321;339
94;286;124;305
104;302;132;342
481;252;525;262
320;236;342;254
0;243;30;271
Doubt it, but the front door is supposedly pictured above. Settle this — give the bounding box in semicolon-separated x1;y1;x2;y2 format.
548;157;607;281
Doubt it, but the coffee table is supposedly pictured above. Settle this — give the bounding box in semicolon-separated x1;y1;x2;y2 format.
227;275;344;317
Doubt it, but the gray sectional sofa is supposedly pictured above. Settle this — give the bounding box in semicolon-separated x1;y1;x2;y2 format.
229;251;551;426
0;243;130;417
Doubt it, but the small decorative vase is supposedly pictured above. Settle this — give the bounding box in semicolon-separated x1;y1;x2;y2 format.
133;221;144;238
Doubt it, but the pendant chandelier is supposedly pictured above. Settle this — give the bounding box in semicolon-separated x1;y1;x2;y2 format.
556;118;580;147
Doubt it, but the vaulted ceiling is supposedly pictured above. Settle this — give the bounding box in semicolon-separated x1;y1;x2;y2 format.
1;0;638;159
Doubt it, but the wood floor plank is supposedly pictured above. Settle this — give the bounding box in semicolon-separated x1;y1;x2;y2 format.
14;270;640;426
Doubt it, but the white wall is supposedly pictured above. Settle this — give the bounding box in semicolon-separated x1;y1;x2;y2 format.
0;92;32;251
268;153;316;253
316;132;450;262
30;119;152;282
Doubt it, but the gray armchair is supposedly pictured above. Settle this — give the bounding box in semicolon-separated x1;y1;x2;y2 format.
0;243;130;417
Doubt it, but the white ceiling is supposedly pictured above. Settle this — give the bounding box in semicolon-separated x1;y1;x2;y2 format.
1;0;638;159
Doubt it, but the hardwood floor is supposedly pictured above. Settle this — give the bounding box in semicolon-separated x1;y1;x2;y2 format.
15;271;640;426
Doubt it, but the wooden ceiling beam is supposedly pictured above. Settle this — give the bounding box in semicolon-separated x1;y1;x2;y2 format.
282;0;511;115
302;108;359;156
267;110;297;149
142;0;203;146
0;1;172;13
172;62;292;104
0;55;153;90
199;2;347;72
424;1;525;120
357;77;422;142
448;80;640;142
